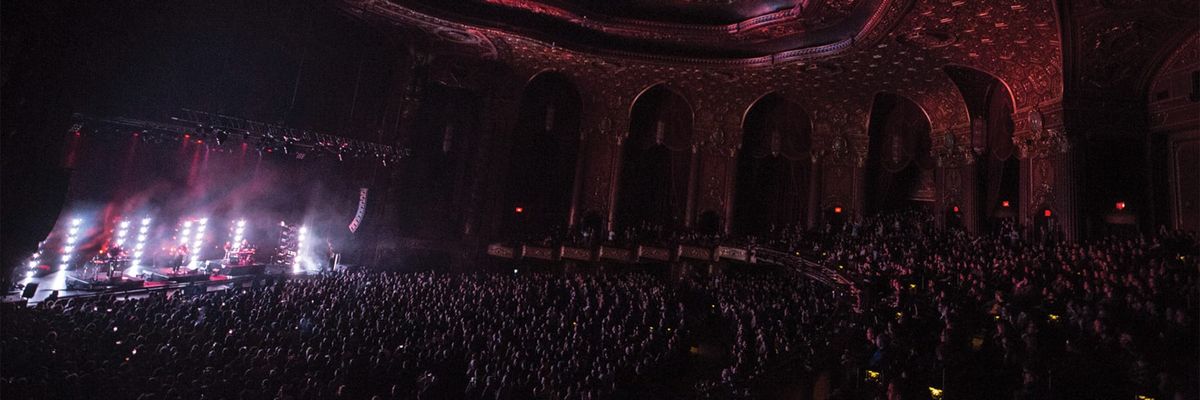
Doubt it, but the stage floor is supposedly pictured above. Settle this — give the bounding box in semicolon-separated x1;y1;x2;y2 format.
6;264;297;304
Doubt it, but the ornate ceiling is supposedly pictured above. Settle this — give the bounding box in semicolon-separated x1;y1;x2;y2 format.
339;0;1193;155
385;0;880;57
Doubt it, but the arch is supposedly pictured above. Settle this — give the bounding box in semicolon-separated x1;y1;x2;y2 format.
627;82;695;131
864;92;935;214
945;65;1021;229
944;64;1018;111
500;71;583;237
615;84;696;230
733;93;813;235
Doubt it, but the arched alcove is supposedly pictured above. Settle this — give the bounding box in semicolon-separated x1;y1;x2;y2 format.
501;73;582;237
945;66;1021;229
615;85;694;231
865;93;934;214
395;83;483;239
733;93;812;235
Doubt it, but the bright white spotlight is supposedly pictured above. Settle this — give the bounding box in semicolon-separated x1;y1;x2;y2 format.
139;226;149;234
184;221;193;228
199;218;208;225
62;246;74;253
293;225;308;274
71;219;82;226
61;255;70;262
25;271;34;278
237;220;247;227
28;261;37;269
120;221;132;229
69;227;79;235
142;218;152;225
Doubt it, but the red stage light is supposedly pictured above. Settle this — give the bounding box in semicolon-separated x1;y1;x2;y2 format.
833;207;843;214
514;207;524;214
1043;209;1052;217
952;206;960;213
1115;202;1126;211
184;134;190;138
1001;200;1010;208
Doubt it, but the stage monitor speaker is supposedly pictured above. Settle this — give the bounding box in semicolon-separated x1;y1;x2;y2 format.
21;282;39;298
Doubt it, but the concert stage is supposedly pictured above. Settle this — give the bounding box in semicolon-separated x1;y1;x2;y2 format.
6;263;296;305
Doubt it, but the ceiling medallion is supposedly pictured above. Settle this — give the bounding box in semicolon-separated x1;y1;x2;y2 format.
895;30;957;49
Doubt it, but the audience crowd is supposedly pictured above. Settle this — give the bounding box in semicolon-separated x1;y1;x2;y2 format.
2;210;1196;400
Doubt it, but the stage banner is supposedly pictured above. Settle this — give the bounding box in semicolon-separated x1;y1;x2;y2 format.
349;188;369;233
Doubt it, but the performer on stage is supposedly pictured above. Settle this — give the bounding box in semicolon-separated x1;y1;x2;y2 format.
326;239;336;272
106;246;126;279
172;244;188;274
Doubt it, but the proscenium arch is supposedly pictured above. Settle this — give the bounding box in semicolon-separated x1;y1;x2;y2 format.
500;71;583;236
733;93;813;234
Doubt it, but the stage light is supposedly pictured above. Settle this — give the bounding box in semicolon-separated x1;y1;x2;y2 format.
928;387;944;399
129;217;152;276
25;271;34;278
60;218;85;270
120;221;132;229
1043;209;1052;217
865;370;881;382
238;220;247;227
1001;200;1010;208
293;226;308;273
514;206;524;214
834;207;843;214
952;206;960;213
191;219;207;268
1115;201;1126;211
28;261;37;269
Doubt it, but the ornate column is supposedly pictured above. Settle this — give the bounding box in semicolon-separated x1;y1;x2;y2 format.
806;154;821;229
932;126;978;232
691;98;742;234
1013;101;1081;240
571;109;625;233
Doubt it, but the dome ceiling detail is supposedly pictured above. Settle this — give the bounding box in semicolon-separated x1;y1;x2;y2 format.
386;0;882;57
